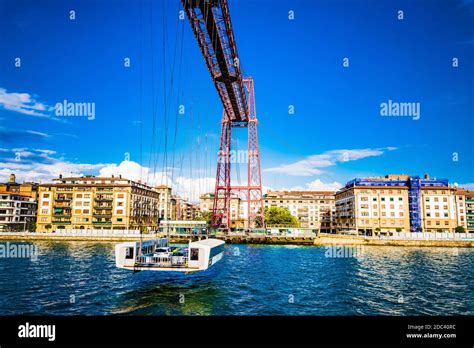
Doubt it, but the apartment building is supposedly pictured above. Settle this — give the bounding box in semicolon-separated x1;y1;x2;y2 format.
199;193;246;228
0;174;38;199
36;175;159;232
454;189;468;230
467;192;474;233
263;191;336;232
175;196;199;221
0;192;37;232
0;174;38;232
335;174;460;234
155;185;176;220
421;186;457;232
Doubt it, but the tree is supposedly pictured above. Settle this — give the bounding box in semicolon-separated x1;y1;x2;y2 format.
264;207;300;227
455;226;465;233
416;226;423;232
197;211;212;225
396;228;402;232
45;224;52;232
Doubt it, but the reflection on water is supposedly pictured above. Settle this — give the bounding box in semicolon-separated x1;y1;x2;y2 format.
0;241;472;315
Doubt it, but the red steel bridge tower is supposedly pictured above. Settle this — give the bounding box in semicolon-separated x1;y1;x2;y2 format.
182;0;264;231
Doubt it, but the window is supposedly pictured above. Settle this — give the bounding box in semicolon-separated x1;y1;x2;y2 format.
75;209;81;214
190;248;199;261
381;198;385;202
41;209;48;214
398;197;403;201
373;198;377;201
42;201;49;206
117;210;123;215
83;210;89;214
125;247;134;260
390;198;394;202
444;213;448;218
118;194;124;199
43;193;50;198
76;194;83;198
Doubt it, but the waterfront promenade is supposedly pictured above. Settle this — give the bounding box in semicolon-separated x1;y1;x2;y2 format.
1;230;473;247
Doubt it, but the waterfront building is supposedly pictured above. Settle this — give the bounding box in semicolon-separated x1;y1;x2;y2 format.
0;174;39;199
0;174;38;232
155;185;176;220
36;175;159;232
0;192;37;232
174;196;199;221
334;174;460;234
467;191;474;233
199;193;246;228
263;191;336;232
454;189;468;230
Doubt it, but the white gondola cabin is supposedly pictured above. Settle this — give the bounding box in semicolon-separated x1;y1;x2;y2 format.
115;238;225;273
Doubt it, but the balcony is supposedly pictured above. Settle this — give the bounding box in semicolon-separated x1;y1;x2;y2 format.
93;212;112;217
52;220;71;224
94;197;113;202
92;220;112;224
56;196;73;201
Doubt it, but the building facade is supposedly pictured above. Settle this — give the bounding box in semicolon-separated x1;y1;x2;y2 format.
199;193;246;228
334;174;462;234
0;192;37;232
0;174;38;232
263;191;336;232
175;196;199;221
466;192;474;233
36;175;159;232
155;185;176;220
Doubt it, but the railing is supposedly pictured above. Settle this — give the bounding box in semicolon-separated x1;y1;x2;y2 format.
371;232;474;240
0;229;143;237
136;255;188;268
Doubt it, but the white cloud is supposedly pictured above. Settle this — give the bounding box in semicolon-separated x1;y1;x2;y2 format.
275;179;342;192
0;88;52;117
98;161;215;202
0;148;108;183
264;147;397;176
458;183;474;190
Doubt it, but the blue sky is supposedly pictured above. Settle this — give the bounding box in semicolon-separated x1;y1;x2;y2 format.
0;0;473;200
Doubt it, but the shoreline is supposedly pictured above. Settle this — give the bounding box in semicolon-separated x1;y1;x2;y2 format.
0;233;473;248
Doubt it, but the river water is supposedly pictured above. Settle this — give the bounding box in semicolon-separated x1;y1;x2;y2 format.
0;241;472;315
